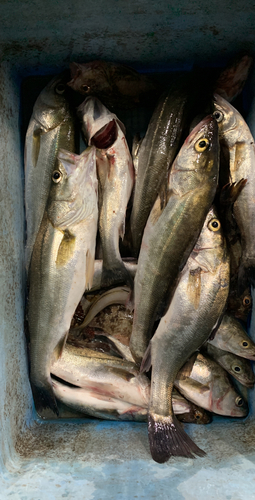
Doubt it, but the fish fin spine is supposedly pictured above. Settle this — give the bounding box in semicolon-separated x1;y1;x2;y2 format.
148;412;206;463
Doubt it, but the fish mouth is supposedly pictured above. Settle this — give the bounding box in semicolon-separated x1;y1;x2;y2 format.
91;119;118;149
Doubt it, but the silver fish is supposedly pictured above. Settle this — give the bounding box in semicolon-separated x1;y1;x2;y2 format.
78;97;134;288
25;74;76;270
143;206;229;462
208;313;255;359
130;116;219;364
175;352;248;417
29;147;98;414
205;343;255;388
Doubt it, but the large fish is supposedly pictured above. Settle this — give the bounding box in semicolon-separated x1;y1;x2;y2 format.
130;116;220;364
79;97;134;288
142;207;230;463
29;147;98;414
51;345;209;423
213;94;255;289
204;344;255;388
175;352;248;417
25;74;76;270
130;82;193;256
207;313;255;359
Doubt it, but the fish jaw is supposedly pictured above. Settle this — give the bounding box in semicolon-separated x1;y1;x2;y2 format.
33;74;71;132
78;96;125;144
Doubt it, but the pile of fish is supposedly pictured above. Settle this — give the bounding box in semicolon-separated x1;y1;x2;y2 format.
25;54;255;464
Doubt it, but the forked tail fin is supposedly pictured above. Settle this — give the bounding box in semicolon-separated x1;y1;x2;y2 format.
148;412;205;463
31;381;59;416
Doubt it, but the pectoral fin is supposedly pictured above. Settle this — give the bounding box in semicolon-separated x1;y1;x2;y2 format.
86;248;95;289
56;231;76;267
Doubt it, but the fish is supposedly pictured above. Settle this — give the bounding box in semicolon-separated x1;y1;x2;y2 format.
25;73;76;270
204;344;255;388
130;81;194;257
51;345;209;422
89;304;133;347
67;60;157;109
227;287;252;323
28;147;98;415
78;97;135;288
213;94;255;290
141;206;229;462
215;54;253;103
130;115;220;364
75;286;131;330
207;313;255;359
90;259;137;292
175;352;248;417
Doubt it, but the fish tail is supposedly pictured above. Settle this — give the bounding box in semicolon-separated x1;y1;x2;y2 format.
31;379;59;416
148;412;205;463
101;261;133;289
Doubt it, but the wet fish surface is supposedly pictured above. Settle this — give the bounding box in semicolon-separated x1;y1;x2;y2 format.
208;313;255;359
25;73;76;270
204;343;255;388
79;97;134;287
142;207;229;462
130;116;220;364
29;147;98;414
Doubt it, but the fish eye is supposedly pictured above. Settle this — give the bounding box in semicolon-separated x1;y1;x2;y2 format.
195;137;210;152
243;296;251;306
52;170;62;183
208;218;221;232
82;84;91;93
55;83;66;95
235;396;244;407
213;110;223;122
242;341;249;348
234;365;241;373
195;412;201;420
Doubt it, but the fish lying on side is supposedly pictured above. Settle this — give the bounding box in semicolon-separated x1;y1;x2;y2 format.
130;115;220;364
204;344;255;388
175;352;248;417
67;60;157;109
207;313;255;359
79;97;134;288
213;94;255;290
25;74;76;270
142;206;229;463
51;345;210;423
29;147;98;415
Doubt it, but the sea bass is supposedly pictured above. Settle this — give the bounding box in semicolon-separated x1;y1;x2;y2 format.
213;94;255;288
130;116;220;364
207;313;255;359
204;344;255;388
142;207;229;463
175;352;248;417
51;345;209;423
79;97;134;287
215;54;253;103
130;82;193;256
25;74;76;270
29;147;98;414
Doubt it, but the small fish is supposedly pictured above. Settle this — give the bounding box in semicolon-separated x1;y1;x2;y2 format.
79;97;134;288
175;352;248;417
25;73;76;270
130;115;220;364
204;344;255;388
142;206;229;463
29;147;98;415
208;313;255;359
215;54;253;103
68;60;157;109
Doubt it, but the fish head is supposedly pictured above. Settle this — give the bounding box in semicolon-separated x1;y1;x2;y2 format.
47;146;98;229
78;96;125;145
213;94;244;146
170;115;219;195
191;206;227;273
223;352;255;387
209;363;248;416
33;74;70;131
227;288;252;322
217;314;255;360
178;405;212;424
68;61;110;96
